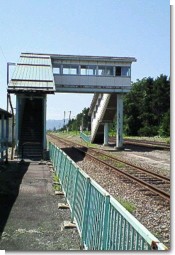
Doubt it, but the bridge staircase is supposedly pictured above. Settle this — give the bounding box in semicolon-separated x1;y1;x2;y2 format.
18;98;43;160
90;93;116;143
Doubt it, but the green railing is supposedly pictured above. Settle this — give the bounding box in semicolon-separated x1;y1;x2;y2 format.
49;142;167;251
80;132;91;143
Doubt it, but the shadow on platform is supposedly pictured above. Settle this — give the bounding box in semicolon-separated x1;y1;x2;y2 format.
0;161;29;238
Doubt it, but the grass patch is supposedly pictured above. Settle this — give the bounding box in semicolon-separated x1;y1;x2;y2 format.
98;155;108;161
52;172;59;183
53;184;62;191
166;138;170;144
118;198;136;214
89;143;98;148
115;162;126;168
52;172;62;191
124;135;170;143
53;131;79;138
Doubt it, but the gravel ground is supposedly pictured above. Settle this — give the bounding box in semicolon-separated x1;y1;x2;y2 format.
49;134;171;249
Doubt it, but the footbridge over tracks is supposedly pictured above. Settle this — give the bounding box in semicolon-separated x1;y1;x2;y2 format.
7;52;136;158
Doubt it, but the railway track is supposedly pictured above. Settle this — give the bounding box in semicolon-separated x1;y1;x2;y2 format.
109;137;170;150
124;139;170;150
48;134;170;204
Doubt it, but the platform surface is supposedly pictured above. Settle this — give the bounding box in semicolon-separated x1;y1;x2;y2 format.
0;160;80;251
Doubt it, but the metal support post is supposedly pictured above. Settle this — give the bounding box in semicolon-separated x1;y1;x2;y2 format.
15;95;19;156
43;95;47;153
1;114;4;160
5;117;9;163
81;177;91;249
103;123;109;146
102;195;110;250
115;94;124;150
71;169;79;223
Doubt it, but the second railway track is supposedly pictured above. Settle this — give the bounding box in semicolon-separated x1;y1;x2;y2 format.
109;137;170;150
124;139;169;150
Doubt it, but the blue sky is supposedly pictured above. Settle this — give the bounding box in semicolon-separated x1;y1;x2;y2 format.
0;0;170;120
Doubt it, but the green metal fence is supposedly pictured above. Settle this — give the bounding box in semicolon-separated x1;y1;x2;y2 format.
80;132;91;143
49;142;167;251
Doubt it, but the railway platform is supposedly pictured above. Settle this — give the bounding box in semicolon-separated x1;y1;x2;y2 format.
0;159;80;251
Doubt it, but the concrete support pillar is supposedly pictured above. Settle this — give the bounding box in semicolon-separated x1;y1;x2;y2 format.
115;94;124;149
1;114;4;159
43;95;47;151
43;96;47;150
5;118;9;162
15;95;19;152
103;123;109;146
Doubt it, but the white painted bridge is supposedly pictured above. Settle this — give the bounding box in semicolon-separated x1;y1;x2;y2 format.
8;53;136;157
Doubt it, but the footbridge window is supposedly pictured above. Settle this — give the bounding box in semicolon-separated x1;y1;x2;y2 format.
53;66;61;74
98;66;114;76
80;65;97;75
63;65;78;75
53;64;131;77
115;66;131;77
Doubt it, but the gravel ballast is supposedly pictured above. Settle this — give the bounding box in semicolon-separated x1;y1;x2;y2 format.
50;135;170;248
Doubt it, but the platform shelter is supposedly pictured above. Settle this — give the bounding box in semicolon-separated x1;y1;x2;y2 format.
0;108;12;162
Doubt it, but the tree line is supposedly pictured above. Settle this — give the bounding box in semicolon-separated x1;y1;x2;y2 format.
124;75;170;137
59;74;170;137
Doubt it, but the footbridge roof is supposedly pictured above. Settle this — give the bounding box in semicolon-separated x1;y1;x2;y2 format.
8;53;55;94
8;52;136;94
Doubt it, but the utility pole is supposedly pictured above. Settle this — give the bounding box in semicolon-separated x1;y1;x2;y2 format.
63;111;66;133
69;111;71;122
7;62;16;160
68;111;71;132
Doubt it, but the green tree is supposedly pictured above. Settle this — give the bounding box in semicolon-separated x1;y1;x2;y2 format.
124;79;145;135
124;75;170;137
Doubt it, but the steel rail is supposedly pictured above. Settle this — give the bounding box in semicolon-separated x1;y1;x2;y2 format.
74;147;170;202
124;138;169;146
108;137;170;150
49;133;170;182
48;134;170;202
124;140;170;150
90;148;170;182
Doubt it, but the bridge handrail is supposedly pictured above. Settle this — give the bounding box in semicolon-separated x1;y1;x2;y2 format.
49;142;167;251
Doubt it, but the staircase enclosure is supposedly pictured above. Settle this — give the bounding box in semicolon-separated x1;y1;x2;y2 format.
16;95;46;159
